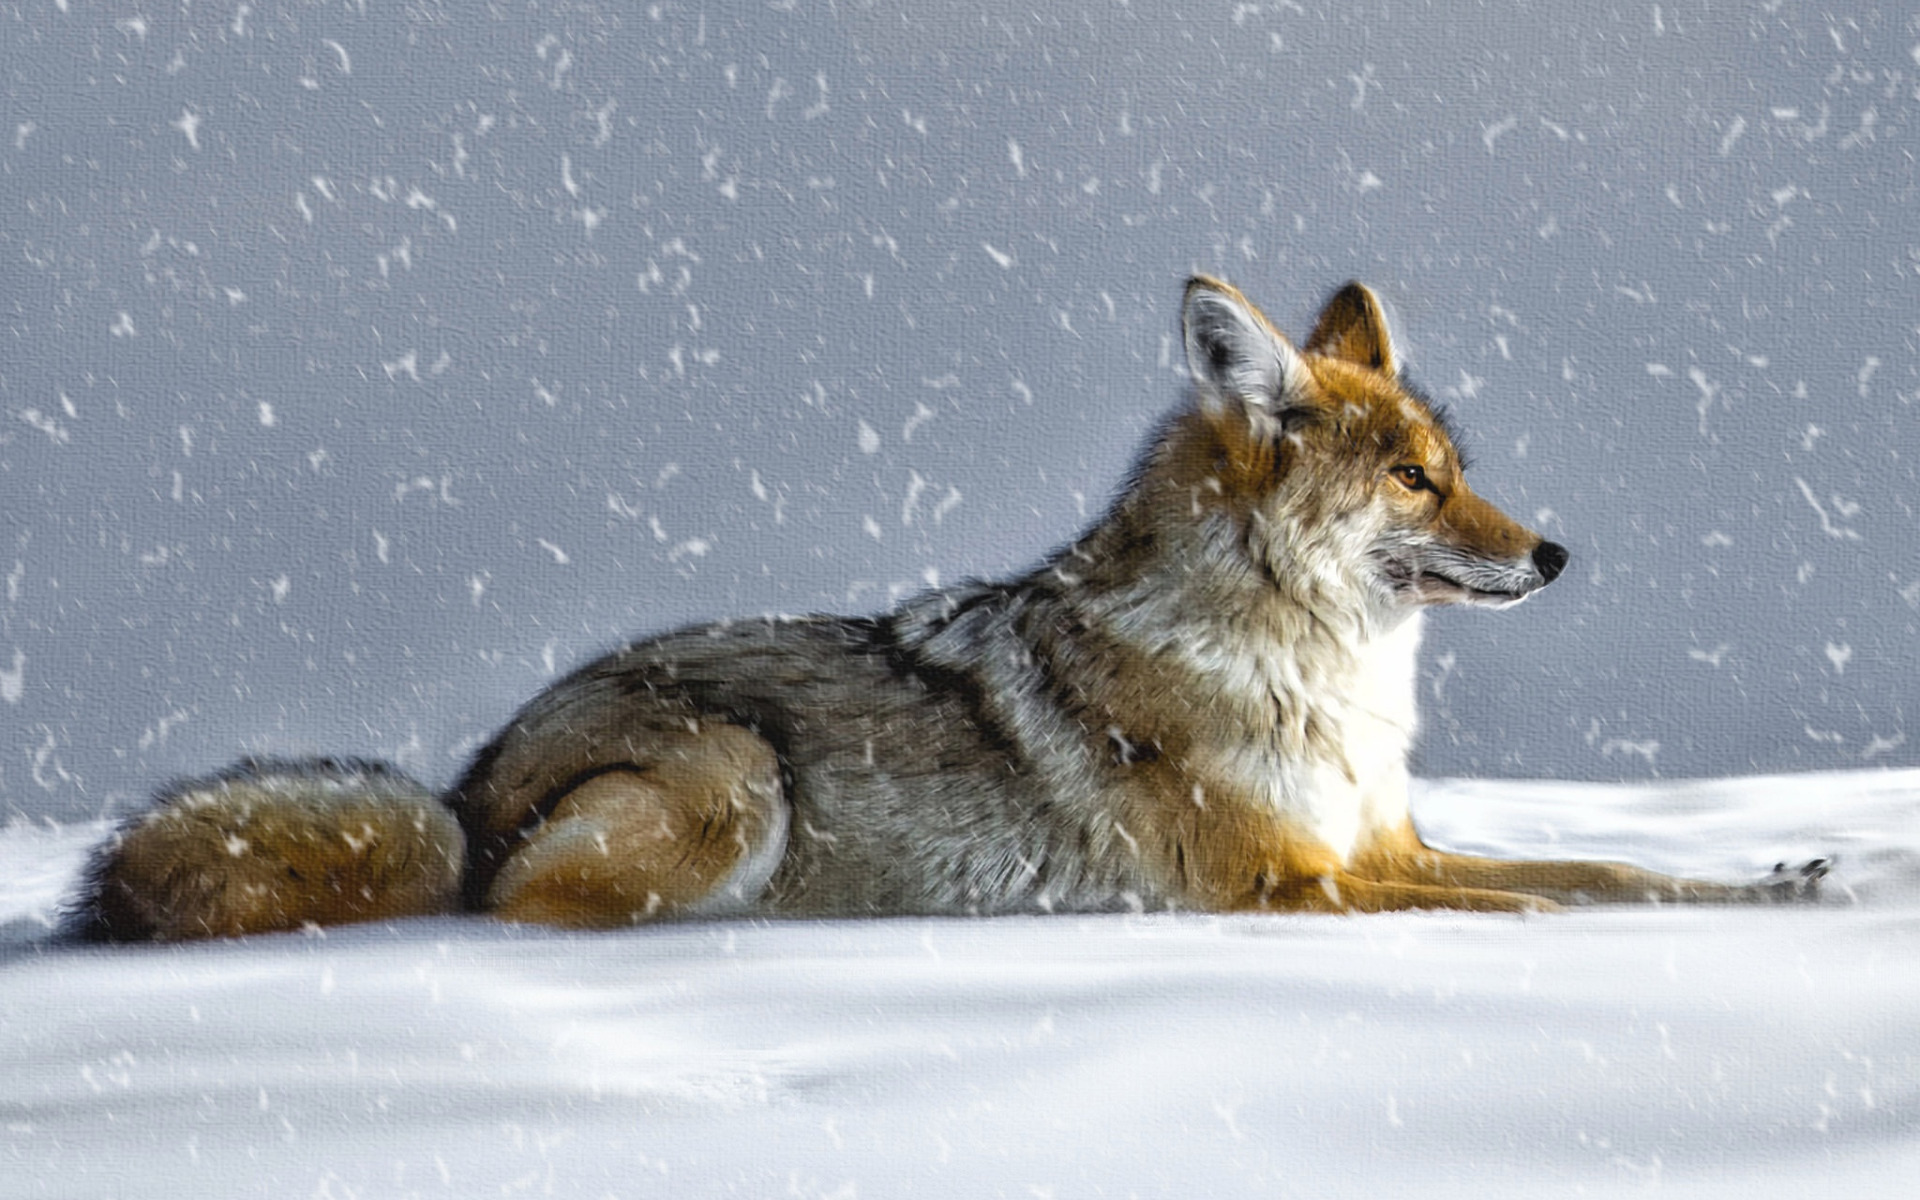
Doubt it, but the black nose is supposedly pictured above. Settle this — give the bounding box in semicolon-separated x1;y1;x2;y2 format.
1532;540;1569;584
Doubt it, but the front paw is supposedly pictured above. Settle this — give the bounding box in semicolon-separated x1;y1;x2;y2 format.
1756;857;1831;903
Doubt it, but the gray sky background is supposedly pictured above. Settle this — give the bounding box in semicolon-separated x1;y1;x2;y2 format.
3;2;1916;822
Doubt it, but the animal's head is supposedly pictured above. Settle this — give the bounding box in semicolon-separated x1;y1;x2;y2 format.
1179;276;1568;617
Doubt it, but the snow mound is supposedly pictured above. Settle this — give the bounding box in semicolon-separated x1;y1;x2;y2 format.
3;771;1918;1197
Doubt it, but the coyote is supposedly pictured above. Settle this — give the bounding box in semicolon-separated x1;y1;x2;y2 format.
74;277;1823;939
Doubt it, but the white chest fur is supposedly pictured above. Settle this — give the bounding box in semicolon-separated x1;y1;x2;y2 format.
1201;612;1423;863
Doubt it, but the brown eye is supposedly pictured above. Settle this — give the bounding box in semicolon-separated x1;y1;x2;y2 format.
1390;464;1430;492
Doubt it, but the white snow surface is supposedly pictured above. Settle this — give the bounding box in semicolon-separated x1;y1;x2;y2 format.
4;771;1919;1197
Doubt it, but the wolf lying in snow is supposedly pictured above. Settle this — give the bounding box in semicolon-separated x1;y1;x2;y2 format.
74;277;1826;940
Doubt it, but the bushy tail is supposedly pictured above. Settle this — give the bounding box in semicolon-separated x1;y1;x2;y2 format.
69;757;466;942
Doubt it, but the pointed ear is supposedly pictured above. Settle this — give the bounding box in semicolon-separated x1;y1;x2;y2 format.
1182;276;1312;415
1304;281;1397;376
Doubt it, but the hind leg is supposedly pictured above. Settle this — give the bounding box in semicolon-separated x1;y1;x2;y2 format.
484;724;788;929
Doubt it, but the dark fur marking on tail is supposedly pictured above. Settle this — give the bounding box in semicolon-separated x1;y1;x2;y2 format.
68;834;147;943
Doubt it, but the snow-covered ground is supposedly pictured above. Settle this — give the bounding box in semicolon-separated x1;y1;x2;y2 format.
4;772;1917;1198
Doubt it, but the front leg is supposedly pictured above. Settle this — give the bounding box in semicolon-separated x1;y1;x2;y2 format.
1233;871;1561;915
1354;819;1828;905
1151;795;1561;915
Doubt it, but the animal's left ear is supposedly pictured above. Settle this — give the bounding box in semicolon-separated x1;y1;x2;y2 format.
1304;281;1397;376
1182;275;1313;415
